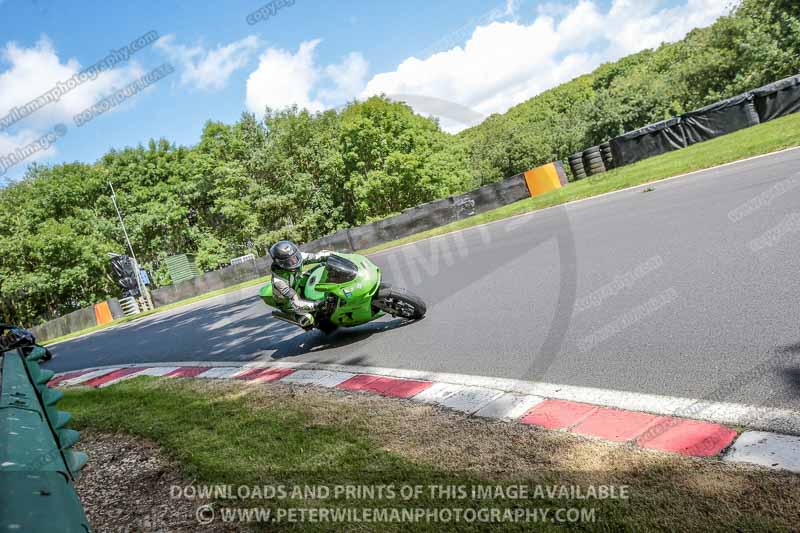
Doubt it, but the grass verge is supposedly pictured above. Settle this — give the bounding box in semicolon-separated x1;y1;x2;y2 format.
48;112;800;344
64;377;800;531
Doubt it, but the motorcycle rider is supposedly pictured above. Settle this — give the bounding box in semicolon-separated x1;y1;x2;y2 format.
268;240;331;326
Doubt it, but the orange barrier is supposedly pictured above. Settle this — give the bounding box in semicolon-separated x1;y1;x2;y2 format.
94;301;114;326
523;162;566;197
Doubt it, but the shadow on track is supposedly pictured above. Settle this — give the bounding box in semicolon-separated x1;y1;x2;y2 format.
268;317;419;360
46;292;421;372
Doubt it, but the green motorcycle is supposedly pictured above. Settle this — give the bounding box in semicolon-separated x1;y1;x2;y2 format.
259;253;426;334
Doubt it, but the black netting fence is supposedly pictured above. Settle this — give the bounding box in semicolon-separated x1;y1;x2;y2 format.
752;73;800;122
609;117;686;168
681;92;760;146
580;73;800;176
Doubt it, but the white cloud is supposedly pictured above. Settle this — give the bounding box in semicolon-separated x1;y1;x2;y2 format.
246;39;324;113
155;34;260;91
0;36;146;178
245;41;369;114
319;52;368;103
240;1;728;131
360;0;730;132
0;36;145;129
606;0;729;55
419;0;519;58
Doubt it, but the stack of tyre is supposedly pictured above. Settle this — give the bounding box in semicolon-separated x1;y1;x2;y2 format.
567;152;586;181
582;146;606;176
600;141;614;170
568;142;616;180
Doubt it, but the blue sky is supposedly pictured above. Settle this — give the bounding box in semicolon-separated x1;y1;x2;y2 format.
0;0;731;181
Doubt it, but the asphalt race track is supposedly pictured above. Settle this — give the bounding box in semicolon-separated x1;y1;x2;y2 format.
48;148;800;411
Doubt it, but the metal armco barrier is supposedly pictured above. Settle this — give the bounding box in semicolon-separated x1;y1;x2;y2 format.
1;337;90;531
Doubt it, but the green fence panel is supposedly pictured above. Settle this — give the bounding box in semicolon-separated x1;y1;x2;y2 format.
0;346;90;531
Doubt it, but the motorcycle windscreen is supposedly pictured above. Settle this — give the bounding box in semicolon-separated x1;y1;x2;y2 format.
324;254;358;284
303;267;327;301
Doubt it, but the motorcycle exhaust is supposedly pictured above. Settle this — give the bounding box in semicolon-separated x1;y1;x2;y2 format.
271;310;314;328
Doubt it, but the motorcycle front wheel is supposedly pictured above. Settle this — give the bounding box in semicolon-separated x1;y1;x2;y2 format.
373;285;427;319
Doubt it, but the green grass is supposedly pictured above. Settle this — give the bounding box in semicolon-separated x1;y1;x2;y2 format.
66;379;406;486
63;378;799;531
47;112;800;344
65;379;572;532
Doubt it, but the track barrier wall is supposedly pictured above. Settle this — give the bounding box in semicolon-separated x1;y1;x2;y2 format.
753;74;800;122
31;305;96;343
682;92;761;145
150;255;273;307
575;72;800;176
343;172;531;252
609;117;687;167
